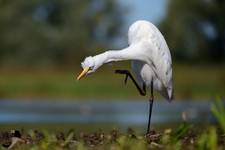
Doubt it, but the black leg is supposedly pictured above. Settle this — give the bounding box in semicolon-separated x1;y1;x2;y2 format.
115;69;146;96
147;80;154;134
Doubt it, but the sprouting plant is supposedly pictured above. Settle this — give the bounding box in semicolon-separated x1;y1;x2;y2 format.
211;97;225;132
61;131;74;147
172;122;192;143
197;127;218;150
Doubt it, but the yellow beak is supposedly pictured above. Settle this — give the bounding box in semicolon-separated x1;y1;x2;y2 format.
77;67;90;80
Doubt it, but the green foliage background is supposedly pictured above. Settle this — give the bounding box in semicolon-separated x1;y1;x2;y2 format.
160;0;225;62
0;0;124;67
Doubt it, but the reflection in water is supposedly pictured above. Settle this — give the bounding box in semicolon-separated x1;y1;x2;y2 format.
0;100;217;127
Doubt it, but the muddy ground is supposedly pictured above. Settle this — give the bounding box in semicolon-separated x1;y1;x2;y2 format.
0;128;224;149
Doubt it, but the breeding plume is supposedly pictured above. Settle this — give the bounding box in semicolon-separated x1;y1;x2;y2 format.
77;20;173;133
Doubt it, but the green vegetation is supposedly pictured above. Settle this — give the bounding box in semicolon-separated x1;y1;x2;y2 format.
211;98;225;132
0;64;224;100
0;122;224;149
0;0;124;67
161;0;225;62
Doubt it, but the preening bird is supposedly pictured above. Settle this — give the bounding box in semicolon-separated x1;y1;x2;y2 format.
77;20;173;133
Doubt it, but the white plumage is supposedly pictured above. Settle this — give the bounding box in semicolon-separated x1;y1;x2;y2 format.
129;20;173;101
77;20;173;101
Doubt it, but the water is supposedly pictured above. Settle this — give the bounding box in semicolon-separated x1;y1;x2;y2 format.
0;99;217;128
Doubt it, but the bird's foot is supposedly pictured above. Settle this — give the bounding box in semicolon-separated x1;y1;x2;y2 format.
115;70;130;84
145;130;161;144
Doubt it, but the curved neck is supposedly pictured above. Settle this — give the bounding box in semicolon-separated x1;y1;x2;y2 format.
93;44;147;68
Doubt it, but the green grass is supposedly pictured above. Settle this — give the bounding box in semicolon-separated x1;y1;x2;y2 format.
0;63;224;100
1;123;224;150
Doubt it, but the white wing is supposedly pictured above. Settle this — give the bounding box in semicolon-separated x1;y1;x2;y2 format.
147;22;173;99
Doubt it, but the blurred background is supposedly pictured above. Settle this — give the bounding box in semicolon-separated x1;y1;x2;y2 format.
0;0;224;129
0;0;224;100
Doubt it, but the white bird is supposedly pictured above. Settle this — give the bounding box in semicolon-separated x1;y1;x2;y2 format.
77;20;173;133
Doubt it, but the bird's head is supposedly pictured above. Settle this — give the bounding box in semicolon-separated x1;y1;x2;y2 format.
77;56;97;80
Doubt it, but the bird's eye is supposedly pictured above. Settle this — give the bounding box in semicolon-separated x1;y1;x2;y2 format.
89;66;94;70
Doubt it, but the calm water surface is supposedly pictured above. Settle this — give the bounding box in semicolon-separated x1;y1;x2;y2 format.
0;99;217;129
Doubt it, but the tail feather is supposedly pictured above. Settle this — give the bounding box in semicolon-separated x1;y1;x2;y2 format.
167;87;174;102
159;86;174;102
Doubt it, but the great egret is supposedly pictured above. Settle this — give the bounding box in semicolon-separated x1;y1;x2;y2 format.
77;20;173;133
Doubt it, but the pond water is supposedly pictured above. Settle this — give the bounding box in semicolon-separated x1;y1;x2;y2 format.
0;99;217;129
